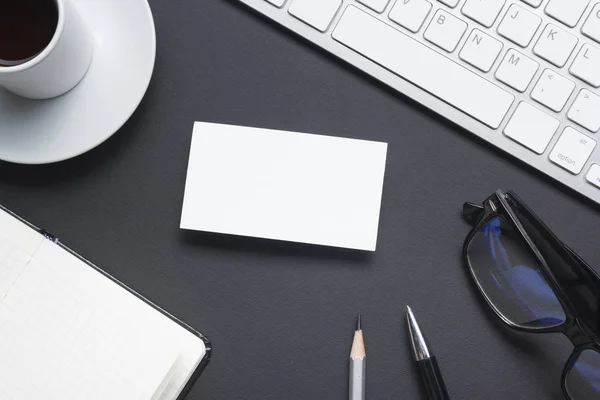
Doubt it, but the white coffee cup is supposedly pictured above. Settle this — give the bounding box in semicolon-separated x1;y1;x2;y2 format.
0;0;94;100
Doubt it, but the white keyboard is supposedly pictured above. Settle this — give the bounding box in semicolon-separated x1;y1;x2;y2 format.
235;0;600;204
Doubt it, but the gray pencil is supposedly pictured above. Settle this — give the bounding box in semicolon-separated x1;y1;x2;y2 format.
349;314;366;400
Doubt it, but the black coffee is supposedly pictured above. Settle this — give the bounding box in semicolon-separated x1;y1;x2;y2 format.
0;0;59;67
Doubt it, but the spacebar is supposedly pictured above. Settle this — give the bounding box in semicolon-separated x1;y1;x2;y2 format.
332;6;514;129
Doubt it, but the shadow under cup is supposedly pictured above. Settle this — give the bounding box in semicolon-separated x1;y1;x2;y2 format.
0;0;59;67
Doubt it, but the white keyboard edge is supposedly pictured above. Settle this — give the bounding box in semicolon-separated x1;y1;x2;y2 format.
235;0;600;205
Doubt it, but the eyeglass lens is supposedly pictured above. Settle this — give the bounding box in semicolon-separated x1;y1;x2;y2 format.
565;349;600;400
466;216;566;329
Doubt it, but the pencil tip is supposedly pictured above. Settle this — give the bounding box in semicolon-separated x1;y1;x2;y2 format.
351;313;366;359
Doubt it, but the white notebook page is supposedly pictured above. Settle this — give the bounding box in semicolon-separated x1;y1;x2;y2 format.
0;209;206;400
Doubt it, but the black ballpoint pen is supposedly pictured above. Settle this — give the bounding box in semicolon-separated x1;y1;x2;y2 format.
406;306;450;400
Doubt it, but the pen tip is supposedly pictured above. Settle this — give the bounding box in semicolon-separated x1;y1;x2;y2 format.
406;305;414;321
406;306;431;361
357;313;362;331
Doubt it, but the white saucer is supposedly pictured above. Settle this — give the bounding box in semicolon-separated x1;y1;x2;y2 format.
0;0;156;164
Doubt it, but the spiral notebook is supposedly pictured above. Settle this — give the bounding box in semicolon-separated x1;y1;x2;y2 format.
0;206;211;400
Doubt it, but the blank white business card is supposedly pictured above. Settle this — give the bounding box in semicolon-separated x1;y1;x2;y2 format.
181;122;388;251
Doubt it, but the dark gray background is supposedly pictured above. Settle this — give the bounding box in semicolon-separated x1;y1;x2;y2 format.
1;1;599;399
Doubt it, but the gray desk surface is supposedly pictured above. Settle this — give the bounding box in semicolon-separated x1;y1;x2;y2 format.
1;1;600;399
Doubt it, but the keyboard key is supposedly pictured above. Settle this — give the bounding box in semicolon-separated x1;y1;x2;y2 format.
389;0;432;33
424;10;467;52
497;5;542;47
582;4;600;44
265;0;286;7
357;0;389;13
462;0;506;28
438;0;460;7
570;44;600;87
586;164;600;188
504;102;560;154
568;89;600;132
333;6;514;128
531;69;575;112
460;29;503;72
521;0;542;8
550;127;596;174
289;0;342;32
496;49;539;92
545;0;590;28
533;24;578;67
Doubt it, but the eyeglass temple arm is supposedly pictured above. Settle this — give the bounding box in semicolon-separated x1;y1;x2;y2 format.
464;196;600;293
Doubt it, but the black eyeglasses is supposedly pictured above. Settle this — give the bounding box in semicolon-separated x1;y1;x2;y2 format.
462;190;600;400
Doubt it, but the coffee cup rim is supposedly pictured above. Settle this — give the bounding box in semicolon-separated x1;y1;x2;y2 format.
0;0;66;74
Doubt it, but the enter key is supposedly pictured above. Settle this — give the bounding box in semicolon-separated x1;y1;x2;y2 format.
550;127;597;174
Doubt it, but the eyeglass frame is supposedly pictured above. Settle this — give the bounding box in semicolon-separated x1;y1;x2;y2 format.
462;189;600;400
